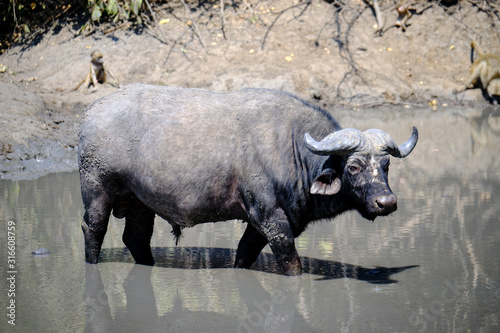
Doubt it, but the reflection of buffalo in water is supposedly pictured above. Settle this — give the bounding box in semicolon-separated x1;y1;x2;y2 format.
85;260;310;333
99;247;417;284
79;85;418;275
84;257;415;333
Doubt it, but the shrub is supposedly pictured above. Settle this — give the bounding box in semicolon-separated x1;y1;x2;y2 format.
87;0;143;23
0;0;147;50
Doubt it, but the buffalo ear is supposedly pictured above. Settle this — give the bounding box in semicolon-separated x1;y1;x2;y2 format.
310;169;341;195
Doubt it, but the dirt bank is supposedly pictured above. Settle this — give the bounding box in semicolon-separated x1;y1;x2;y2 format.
0;0;498;180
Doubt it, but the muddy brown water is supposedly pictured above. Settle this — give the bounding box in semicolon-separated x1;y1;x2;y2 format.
1;107;499;332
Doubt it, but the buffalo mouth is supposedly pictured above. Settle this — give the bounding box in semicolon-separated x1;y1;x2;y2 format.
359;200;398;221
374;204;398;217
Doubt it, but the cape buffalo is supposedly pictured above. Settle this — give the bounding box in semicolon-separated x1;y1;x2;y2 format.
79;84;418;275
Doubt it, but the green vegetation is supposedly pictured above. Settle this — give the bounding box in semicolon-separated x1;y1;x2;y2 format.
0;0;150;51
2;1;77;40
88;0;143;22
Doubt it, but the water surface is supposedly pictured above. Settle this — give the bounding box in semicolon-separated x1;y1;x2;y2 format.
1;106;499;332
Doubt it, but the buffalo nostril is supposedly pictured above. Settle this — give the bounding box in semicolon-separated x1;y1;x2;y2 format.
375;194;397;210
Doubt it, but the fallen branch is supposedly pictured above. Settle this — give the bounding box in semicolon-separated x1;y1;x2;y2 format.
372;0;384;35
144;0;157;24
261;1;312;50
363;0;384;36
220;0;227;39
180;0;208;51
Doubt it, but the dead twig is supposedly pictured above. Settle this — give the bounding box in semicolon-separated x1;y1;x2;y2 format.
466;0;500;21
372;0;384;35
144;0;157;24
180;0;208;51
363;0;384;36
261;1;312;50
220;0;227;39
242;0;257;22
103;21;132;34
356;100;427;108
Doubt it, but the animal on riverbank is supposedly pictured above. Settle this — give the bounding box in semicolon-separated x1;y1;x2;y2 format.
72;50;120;93
454;41;500;103
394;0;413;32
78;85;418;275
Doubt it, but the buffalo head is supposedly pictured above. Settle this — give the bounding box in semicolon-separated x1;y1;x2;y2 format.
304;127;418;220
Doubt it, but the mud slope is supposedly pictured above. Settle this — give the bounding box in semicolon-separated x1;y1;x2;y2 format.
0;0;498;179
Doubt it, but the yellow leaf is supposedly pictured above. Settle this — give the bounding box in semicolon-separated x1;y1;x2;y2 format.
159;18;170;25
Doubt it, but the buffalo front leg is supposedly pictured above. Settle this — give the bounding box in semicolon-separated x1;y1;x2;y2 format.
256;209;302;276
267;228;302;276
122;200;156;266
234;223;268;269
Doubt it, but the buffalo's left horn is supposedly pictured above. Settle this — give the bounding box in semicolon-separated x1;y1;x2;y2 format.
303;128;365;156
384;126;418;158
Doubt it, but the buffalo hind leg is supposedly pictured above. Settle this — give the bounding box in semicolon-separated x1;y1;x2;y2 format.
82;192;113;264
234;223;268;269
122;197;156;265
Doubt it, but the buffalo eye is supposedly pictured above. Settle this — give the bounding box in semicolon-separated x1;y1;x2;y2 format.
348;164;361;175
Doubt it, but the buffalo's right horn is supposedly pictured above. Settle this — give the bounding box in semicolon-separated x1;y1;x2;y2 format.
383;126;419;158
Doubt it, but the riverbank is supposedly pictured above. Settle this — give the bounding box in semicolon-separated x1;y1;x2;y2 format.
1;0;498;180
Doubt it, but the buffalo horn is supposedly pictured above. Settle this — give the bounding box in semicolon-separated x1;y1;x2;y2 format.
303;128;364;156
303;126;418;158
384;126;418;158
